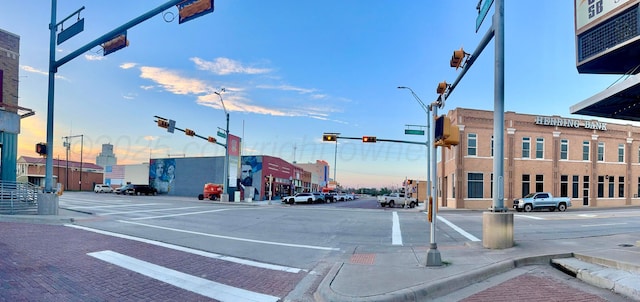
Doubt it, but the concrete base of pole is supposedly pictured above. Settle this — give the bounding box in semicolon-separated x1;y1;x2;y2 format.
220;194;229;202
37;193;59;215
482;212;514;249
425;243;442;266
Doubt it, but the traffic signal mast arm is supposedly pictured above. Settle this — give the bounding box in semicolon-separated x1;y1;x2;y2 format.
329;135;426;146
154;118;226;148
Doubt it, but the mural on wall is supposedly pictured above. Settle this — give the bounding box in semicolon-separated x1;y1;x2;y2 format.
240;156;262;197
150;158;176;194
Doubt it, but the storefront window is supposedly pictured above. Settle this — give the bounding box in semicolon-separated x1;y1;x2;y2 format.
619;176;625;198
467;173;483;198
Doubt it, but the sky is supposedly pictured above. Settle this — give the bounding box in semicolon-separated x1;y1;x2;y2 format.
0;1;624;189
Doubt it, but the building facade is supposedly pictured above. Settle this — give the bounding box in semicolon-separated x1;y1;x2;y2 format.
439;107;640;209
17;156;103;191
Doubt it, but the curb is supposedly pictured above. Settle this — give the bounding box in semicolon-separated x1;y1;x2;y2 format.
314;253;574;302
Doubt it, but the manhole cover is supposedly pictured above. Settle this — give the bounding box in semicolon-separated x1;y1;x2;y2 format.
618;244;634;247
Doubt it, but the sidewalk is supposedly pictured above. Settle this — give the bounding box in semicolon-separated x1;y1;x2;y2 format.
314;234;640;301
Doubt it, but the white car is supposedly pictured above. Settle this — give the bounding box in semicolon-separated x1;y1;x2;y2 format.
94;184;113;193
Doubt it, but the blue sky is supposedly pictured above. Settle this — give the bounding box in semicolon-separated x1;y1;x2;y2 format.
0;1;622;188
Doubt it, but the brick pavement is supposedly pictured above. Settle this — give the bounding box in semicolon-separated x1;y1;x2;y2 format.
0;221;306;301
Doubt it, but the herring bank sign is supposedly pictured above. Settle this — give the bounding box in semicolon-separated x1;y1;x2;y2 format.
535;116;607;131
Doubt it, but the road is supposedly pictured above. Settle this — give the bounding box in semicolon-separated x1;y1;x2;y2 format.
55;192;640;301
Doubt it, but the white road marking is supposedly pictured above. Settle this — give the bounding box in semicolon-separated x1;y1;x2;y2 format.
100;206;207;216
63;203;161;209
581;222;627;227
436;216;481;242
392;211;403;246
88;250;279;302
117;220;341;251
578;214;597;218
65;224;304;273
129;208;251;220
514;214;545;220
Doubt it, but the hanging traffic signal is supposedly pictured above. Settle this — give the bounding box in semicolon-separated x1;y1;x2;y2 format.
177;0;214;24
36;143;47;156
362;136;377;143
185;129;196;136
434;115;460;147
157;119;170;128
323;134;337;141
450;47;466;69
437;81;448;95
102;32;129;56
207;136;216;143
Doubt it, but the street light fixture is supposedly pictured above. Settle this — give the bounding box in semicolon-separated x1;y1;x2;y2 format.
214;88;230;199
398;86;442;266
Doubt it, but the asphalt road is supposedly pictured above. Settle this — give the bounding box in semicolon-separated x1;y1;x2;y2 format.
56;192;640;301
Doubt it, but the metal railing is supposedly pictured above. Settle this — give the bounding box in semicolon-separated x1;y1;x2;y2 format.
0;181;39;215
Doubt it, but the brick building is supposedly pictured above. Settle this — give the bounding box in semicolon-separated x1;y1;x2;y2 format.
439;107;640;209
17;156;104;191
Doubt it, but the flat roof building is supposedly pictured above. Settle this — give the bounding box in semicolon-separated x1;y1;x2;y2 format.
439;107;640;209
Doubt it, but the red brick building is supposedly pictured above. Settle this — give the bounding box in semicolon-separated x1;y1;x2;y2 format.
17;156;104;191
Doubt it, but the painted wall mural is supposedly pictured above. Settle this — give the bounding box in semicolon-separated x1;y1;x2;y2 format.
150;158;176;194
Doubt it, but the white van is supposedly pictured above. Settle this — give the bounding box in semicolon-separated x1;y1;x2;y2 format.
94;184;113;193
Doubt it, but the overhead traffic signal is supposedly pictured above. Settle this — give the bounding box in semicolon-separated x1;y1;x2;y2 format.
207;136;217;143
450;47;467;69
102;32;129;56
436;81;448;95
434;115;459;148
323;134;337;141
177;0;214;24
35;143;47;156
185;128;196;136
362;136;377;143
157;119;170;128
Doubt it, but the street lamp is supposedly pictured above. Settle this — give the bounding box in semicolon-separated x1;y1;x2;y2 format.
398;86;431;211
398;86;441;266
214;88;230;199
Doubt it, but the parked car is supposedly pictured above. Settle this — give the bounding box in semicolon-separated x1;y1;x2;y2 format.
311;192;326;203
513;192;571;212
379;193;418;208
283;192;316;204
128;184;158;196
114;184;133;195
94;184;113;193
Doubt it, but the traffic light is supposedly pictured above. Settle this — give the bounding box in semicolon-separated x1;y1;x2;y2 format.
207;136;217;143
436;81;448;95
177;0;214;24
450;47;466;69
157;119;170;128
362;136;377;143
323;134;337;141
434;115;460;147
185;128;195;136
35;143;47;156
102;32;129;56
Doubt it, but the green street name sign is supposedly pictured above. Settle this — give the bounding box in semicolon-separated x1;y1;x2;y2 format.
217;131;227;138
476;0;494;32
404;129;425;135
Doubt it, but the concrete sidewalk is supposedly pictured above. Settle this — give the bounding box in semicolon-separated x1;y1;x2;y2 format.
314;234;640;301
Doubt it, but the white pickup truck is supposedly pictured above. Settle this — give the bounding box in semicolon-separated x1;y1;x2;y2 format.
513;192;571;212
378;193;418;208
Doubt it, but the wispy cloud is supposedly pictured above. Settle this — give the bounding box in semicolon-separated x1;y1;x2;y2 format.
256;84;316;94
191;57;271;75
120;62;137;69
21;65;67;81
84;54;105;61
139;66;210;95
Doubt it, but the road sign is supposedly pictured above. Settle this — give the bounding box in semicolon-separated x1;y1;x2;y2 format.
217;131;226;138
405;129;425;135
476;0;494;32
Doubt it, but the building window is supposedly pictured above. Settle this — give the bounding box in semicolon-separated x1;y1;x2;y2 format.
560;139;568;160
490;173;493;198
522;174;530;197
452;173;455;198
491;136;494;157
597;142;604;161
467;133;477;156
572;175;579;198
598;176;604;198
619;176;625;198
608;176;614;198
467;173;483;198
583;141;590;160
618;144;624;163
637;177;640;198
522;137;530;158
535;174;544;192
560;175;568;197
536;138;544;159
